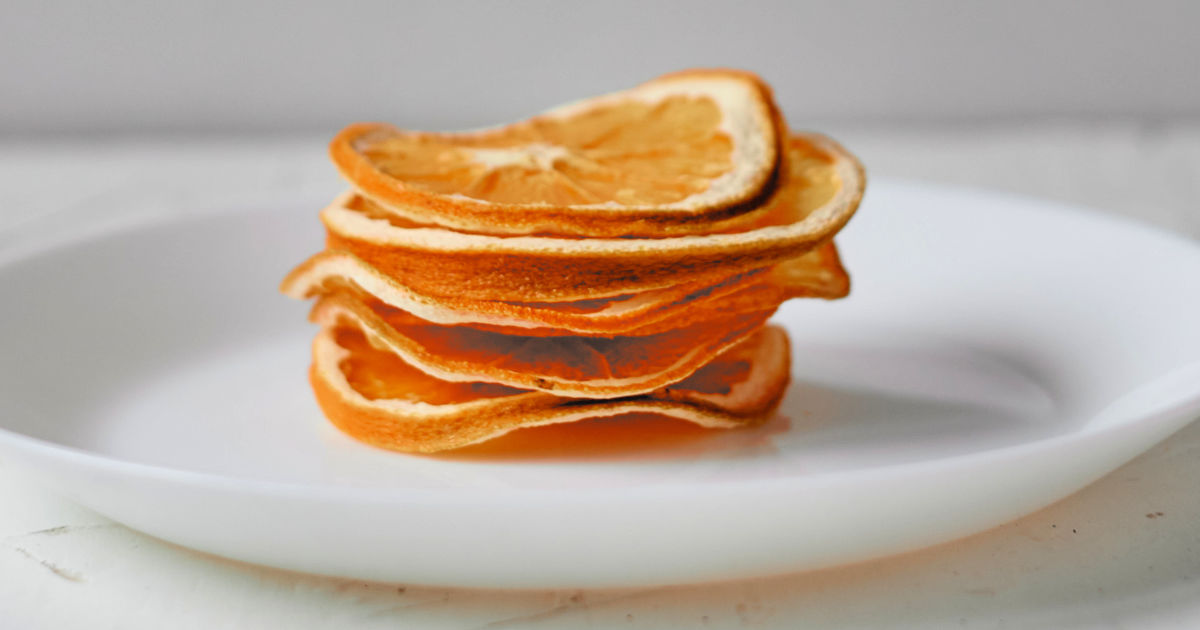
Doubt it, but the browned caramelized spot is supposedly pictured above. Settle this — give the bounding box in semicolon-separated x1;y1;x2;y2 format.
358;97;732;206
501;293;640;314
334;327;523;404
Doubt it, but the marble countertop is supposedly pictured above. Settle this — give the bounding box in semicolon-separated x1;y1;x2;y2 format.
1;122;1199;629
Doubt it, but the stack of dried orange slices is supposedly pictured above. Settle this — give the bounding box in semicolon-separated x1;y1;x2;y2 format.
281;69;865;453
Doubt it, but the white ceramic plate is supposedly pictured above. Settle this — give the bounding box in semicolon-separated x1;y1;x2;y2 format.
1;179;1198;589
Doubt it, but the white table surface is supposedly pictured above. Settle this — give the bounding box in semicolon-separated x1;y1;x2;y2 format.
1;122;1199;629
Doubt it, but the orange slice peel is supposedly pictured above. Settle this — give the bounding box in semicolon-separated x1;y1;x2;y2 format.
310;290;775;398
320;133;863;302
331;69;784;237
311;323;791;453
281;240;848;337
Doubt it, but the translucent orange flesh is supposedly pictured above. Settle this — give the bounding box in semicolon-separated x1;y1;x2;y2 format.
671;359;751;395
335;325;758;406
725;138;840;232
328;241;842;339
335;328;523;404
365;300;772;383
442;413;717;460
351;135;838;239
359;97;732;206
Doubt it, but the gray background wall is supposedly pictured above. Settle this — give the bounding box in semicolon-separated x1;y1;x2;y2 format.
3;0;1198;135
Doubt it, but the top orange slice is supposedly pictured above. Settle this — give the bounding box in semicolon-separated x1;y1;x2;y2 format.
331;69;782;237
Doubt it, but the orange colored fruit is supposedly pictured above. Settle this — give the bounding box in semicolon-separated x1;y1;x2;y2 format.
330;69;783;237
310;324;790;453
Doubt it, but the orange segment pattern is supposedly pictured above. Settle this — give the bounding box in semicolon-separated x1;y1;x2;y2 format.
361;97;731;207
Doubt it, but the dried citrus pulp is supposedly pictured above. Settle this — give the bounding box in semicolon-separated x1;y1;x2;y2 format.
282;69;865;453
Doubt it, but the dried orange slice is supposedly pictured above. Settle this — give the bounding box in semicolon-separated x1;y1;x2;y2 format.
282;250;762;335
331;69;783;237
310;290;774;397
282;242;848;337
321;133;863;302
310;323;790;453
